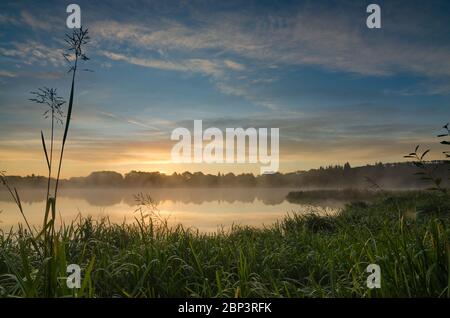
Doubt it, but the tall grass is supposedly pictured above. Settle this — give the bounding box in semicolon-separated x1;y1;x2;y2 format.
29;87;65;205
55;26;90;202
0;192;449;297
0;27;90;297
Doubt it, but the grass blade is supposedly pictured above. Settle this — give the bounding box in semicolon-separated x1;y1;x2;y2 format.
41;130;50;170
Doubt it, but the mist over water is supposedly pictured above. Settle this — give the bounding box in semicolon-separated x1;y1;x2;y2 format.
0;188;343;232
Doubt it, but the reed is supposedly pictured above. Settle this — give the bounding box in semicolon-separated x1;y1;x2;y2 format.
0;27;90;297
0;192;449;297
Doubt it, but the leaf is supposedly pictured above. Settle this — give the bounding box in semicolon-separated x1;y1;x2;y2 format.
79;255;96;297
41;131;50;170
420;149;430;160
35;221;53;240
14;187;23;213
62;69;75;146
43;197;52;231
415;145;420;153
441;141;450;145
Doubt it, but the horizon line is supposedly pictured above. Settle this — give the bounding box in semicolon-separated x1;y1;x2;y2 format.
5;160;446;179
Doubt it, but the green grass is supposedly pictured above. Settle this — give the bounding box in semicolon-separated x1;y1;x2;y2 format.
0;192;449;298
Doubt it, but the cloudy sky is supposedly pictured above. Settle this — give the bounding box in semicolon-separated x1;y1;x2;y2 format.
1;0;450;177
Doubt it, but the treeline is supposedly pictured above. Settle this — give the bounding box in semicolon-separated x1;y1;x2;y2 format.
4;161;450;189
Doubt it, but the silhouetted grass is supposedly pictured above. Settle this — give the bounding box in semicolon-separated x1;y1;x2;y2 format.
0;192;449;298
0;27;91;297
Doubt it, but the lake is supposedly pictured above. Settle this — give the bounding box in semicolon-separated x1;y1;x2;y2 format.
0;188;343;233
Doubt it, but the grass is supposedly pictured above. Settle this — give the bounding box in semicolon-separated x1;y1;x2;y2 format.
0;191;449;298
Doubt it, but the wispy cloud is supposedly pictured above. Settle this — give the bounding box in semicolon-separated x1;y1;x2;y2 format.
0;41;65;67
92;7;450;78
20;10;52;30
97;110;160;131
85;5;450;107
223;60;245;71
0;70;17;78
0;13;20;26
214;81;279;110
101;51;224;77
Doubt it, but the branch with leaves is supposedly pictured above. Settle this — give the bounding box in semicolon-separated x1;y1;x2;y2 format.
404;124;450;194
438;123;450;160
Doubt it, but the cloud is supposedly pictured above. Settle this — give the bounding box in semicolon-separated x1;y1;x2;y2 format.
91;7;450;78
93;20;217;51
0;13;20;26
224;60;245;71
3;3;450;85
0;10;57;30
97;110;160;131
0;41;65;67
20;10;52;30
214;80;279;111
101;51;223;77
89;7;450;107
0;70;17;78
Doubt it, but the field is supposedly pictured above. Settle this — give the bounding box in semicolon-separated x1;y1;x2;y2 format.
0;191;449;298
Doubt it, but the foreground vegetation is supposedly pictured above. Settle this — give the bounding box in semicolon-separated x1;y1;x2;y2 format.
0;191;449;298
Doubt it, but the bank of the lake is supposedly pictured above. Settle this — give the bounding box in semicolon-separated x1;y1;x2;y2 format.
0;191;449;297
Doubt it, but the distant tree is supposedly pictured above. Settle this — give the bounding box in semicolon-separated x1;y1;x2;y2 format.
85;171;123;186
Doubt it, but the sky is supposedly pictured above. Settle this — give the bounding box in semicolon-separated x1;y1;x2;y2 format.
0;0;450;177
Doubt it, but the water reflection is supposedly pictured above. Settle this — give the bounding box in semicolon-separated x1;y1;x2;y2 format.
0;188;343;232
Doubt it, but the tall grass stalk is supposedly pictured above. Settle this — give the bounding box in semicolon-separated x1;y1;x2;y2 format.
0;27;90;297
29;87;65;231
54;26;90;202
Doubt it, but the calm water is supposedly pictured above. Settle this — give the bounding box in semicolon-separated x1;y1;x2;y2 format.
0;188;343;232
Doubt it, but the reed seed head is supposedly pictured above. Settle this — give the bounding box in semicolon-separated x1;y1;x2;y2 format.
29;87;66;124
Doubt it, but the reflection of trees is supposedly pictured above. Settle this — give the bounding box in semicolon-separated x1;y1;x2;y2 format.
0;189;46;203
258;196;285;205
0;188;292;206
121;189;290;206
65;189;123;206
0;189;121;206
